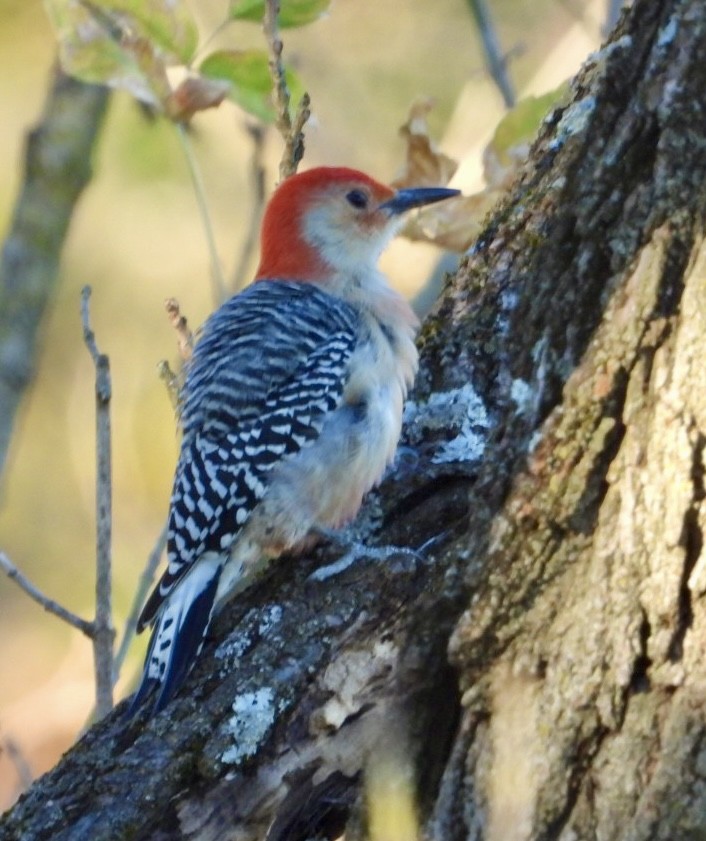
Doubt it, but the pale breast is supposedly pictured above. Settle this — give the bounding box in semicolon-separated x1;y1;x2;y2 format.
232;276;419;562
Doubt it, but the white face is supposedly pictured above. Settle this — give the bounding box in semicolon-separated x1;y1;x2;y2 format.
301;183;402;277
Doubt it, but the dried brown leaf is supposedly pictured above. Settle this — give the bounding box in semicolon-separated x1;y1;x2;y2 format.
392;99;458;189
401;192;500;252
166;77;230;122
394;89;569;251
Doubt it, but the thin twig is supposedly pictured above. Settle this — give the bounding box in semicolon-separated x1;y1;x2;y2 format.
285;93;311;179
119;301;191;679
158;359;183;409
231;123;267;291
263;0;310;179
1;735;34;792
81;286;115;720
0;551;94;637
158;297;193;407
175;123;227;304
191;19;232;66
555;0;592;26
466;0;516;108
263;0;291;137
164;297;194;362
113;522;168;684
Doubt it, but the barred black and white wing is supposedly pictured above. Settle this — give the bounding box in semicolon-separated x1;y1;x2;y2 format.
130;281;359;714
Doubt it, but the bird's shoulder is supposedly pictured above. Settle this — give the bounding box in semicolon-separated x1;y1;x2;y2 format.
180;281;361;437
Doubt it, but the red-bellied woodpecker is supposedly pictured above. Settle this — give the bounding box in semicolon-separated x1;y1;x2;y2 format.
129;166;459;714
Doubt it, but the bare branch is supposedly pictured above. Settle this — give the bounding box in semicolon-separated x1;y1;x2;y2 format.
231;123;267;291
175;123;227;304
466;0;515;108
164;297;194;362
113;523;167;700
158;297;193;407
263;0;290;135
263;0;310;179
0;550;94;637
0;69;108;478
284;93;311;179
116;298;189;687
1;734;34;793
113;522;168;685
158;359;182;409
115;298;191;685
81;285;115;719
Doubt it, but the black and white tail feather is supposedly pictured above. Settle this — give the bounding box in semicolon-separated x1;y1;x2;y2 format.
127;281;358;716
128;556;222;714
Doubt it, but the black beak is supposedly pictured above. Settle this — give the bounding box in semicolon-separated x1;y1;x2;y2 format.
379;186;460;215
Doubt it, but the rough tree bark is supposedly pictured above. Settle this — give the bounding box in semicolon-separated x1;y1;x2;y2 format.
2;0;706;838
0;68;108;476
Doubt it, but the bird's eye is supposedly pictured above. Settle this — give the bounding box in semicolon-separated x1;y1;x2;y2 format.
346;189;368;209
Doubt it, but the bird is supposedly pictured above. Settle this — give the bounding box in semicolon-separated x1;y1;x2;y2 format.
129;166;460;715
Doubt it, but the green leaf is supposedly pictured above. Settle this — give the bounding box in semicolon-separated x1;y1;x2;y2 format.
489;84;571;163
90;0;199;63
199;49;304;123
44;0;200;109
44;0;170;107
229;0;330;28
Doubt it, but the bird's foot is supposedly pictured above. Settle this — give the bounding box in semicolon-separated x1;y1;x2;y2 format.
307;528;446;582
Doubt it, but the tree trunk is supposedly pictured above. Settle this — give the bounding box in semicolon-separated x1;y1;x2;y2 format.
0;68;108;476
3;0;706;839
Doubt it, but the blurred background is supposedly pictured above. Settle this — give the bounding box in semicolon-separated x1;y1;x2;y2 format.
0;0;610;809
